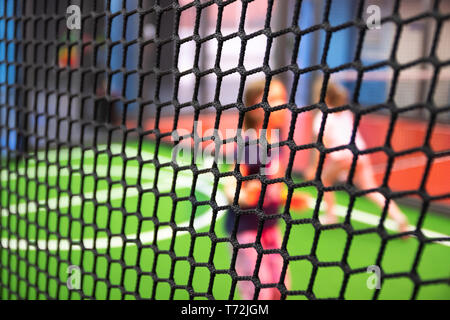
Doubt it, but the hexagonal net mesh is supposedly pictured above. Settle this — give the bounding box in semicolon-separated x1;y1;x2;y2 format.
0;0;449;300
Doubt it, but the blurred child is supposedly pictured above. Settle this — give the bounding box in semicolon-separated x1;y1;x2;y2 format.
224;79;291;300
305;80;409;233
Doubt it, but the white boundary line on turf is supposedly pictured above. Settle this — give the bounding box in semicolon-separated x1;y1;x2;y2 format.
310;200;450;247
1;147;449;250
1;178;225;251
1;150;227;251
1;165;177;217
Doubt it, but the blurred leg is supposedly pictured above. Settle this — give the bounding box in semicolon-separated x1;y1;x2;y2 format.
321;158;349;224
235;227;289;300
256;254;276;300
235;230;258;300
259;226;289;300
355;156;409;232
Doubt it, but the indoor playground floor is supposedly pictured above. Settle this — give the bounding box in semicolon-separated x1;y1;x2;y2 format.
1;140;449;300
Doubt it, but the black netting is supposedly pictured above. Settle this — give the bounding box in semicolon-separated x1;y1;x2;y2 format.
0;0;449;300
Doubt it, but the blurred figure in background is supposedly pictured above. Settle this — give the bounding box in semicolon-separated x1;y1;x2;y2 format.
305;80;409;234
225;79;309;299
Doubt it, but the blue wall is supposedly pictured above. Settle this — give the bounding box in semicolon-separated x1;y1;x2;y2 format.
296;0;386;107
295;0;321;107
295;0;358;106
0;0;17;153
326;0;357;69
109;0;139;114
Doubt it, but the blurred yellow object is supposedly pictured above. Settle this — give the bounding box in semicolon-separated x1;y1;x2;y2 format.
58;46;79;68
282;186;310;212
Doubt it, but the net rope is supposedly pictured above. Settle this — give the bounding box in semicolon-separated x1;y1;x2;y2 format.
0;0;449;300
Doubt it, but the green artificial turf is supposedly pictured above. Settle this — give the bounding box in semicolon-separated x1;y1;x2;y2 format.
1;141;448;300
